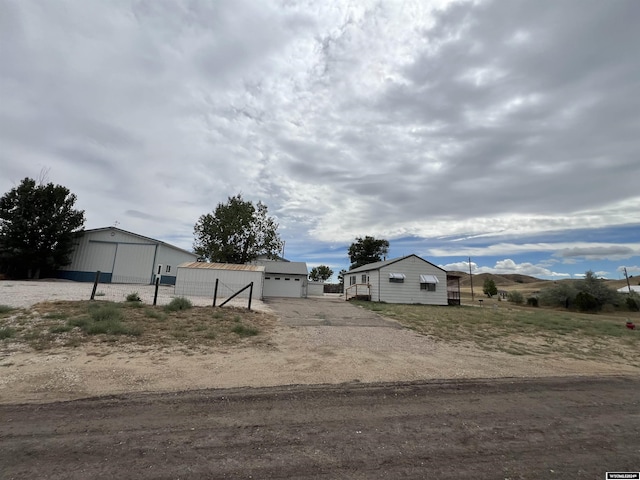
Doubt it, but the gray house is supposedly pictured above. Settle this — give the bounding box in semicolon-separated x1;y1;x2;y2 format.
57;227;197;284
345;254;459;305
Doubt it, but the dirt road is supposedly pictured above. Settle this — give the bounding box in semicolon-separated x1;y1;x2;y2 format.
2;376;639;479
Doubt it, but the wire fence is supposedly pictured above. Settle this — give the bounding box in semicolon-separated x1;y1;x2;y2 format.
89;273;256;309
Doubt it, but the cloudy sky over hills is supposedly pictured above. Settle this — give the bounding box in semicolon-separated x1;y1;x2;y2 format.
2;0;639;280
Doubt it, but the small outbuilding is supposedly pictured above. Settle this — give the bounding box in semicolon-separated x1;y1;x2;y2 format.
345;254;459;305
57;227;198;284
175;262;265;298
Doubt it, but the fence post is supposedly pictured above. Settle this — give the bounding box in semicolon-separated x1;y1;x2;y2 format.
247;282;253;311
212;278;219;307
153;277;160;306
90;271;101;300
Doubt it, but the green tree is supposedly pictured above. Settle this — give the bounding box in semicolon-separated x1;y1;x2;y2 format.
576;270;618;309
538;282;578;308
0;177;85;279
337;269;347;285
348;236;389;269
309;265;333;282
483;278;498;298
193;194;283;264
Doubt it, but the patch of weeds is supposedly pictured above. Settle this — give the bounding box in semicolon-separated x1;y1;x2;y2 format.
213;311;224;320
165;297;192;312
125;301;144;309
233;314;241;322
0;305;14;315
68;317;90;329
94;291;106;297
204;331;217;340
50;325;73;334
64;337;82;348
89;303;123;322
231;324;259;337
44;312;68;320
86;319;141;336
126;292;142;302
171;330;188;339
0;327;16;339
144;308;167;320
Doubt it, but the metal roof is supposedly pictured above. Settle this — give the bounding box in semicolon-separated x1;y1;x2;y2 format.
178;262;265;272
255;260;308;276
81;227;197;257
347;254;447;274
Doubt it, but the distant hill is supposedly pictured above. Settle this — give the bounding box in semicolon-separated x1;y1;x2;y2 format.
450;272;544;287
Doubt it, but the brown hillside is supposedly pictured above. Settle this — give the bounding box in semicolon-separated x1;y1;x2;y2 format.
454;272;544;287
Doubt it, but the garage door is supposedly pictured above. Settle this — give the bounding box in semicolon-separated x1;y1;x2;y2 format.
112;244;156;283
263;276;303;297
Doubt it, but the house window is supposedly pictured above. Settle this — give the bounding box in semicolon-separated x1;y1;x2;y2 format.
265;277;271;280
350;276;356;285
285;278;290;281
295;278;300;281
420;274;439;292
165;265;171;273
361;274;367;283
389;273;405;283
275;277;281;280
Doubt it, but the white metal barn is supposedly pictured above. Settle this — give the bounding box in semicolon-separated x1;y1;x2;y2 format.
175;262;265;299
345;254;449;305
57;227;198;284
258;261;309;298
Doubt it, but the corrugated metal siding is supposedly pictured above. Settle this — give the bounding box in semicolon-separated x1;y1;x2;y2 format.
175;264;264;298
112;244;156;283
377;257;447;305
155;245;198;280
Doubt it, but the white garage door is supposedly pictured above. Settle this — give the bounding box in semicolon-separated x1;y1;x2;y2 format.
263;275;304;297
112;244;156;283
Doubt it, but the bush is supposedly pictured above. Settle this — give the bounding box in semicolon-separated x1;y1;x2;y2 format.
165;297;192;312
538;283;577;308
89;303;123;322
231;324;259;337
0;305;14;315
626;296;640;312
126;292;142;302
526;297;539;307
575;291;599;312
0;327;16;339
507;291;524;304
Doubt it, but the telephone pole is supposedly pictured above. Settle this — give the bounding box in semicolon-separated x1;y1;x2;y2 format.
624;267;632;293
469;257;474;302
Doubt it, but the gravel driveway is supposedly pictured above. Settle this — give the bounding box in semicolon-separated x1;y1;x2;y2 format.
264;295;402;328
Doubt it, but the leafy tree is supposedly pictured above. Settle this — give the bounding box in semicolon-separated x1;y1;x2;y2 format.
337;269;347;285
309;265;333;282
483;278;498;298
348;236;389;270
193;194;283;264
0;177;85;279
538;282;578;308
576;270;618;309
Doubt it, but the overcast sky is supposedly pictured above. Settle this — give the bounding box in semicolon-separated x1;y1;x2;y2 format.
2;0;639;280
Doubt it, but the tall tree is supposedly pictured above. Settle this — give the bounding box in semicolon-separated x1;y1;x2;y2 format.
0;177;85;279
193;194;283;264
348;236;389;270
483;278;498;298
309;265;333;282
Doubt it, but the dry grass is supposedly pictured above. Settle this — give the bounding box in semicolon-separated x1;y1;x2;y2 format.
356;301;640;365
0;300;276;351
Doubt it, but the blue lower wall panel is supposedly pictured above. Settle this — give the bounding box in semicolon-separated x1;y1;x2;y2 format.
56;271;113;283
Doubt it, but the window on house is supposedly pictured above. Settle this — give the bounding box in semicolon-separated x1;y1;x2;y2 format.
350;276;356;285
389;273;405;283
295;278;300;281
265;276;271;280
420;274;439;292
285;278;290;281
165;265;171;273
275;277;281;280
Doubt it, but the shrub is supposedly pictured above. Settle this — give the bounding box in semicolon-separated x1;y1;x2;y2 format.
626;296;640;312
0;305;14;315
575;291;599;312
232;324;259;337
0;327;16;339
126;292;142;302
526;297;539;307
538;283;577;308
165;297;192;312
89;304;123;322
507;291;524;304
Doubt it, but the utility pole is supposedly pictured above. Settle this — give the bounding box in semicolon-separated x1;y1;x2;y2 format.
624;267;632;293
469;257;474;302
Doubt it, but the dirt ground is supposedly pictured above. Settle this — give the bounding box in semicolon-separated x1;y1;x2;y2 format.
1;296;639;404
2;376;639;479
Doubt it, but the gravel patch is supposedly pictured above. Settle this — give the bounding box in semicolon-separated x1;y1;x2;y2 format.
0;280;271;311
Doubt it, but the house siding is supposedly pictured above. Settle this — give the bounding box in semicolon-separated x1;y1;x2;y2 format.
346;255;448;305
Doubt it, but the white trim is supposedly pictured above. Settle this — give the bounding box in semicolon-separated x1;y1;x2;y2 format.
389;273;406;280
